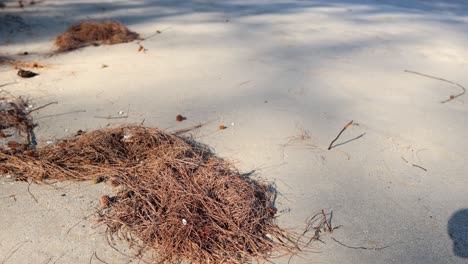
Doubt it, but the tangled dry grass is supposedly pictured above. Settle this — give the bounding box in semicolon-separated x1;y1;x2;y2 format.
55;21;140;52
0;126;327;263
0;95;31;131
0;93;35;146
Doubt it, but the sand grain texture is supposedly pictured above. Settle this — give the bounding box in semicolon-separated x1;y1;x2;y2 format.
1;0;468;263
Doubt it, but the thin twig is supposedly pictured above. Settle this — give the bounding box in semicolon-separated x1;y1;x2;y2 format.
401;156;427;172
0;194;17;200
27;102;58;114
66;212;96;235
94;115;128;119
0;82;17;88
412;164;427;171
65;220;83;236
330;133;366;149
94;252;111;264
1;240;31;264
27;181;38;203
321;209;332;232
105;233;139;260
95;106;129;119
171;124;203;135
89;252;95;264
139;27;172;43
405;70;466;103
52;252;66;264
41;257;52;264
36;110;86;120
331;237;388;250
328;120;353;150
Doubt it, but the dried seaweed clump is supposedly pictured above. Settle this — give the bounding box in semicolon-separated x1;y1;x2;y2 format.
0;93;35;148
55;21;140;52
0;126;309;263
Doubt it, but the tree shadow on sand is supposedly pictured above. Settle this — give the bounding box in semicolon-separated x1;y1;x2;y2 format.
2;0;468;48
448;209;468;259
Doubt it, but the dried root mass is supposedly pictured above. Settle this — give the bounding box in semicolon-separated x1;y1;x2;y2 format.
0;126;310;263
55;21;140;52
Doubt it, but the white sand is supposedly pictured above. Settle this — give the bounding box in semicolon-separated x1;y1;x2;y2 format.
1;0;468;263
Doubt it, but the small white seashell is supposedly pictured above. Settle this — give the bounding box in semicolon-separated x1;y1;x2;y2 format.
182;219;187;226
231;122;235;126
46;140;55;145
64;128;69;132
118;111;125;116
123;134;132;140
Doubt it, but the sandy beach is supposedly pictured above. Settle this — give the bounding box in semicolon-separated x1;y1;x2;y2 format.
1;0;468;263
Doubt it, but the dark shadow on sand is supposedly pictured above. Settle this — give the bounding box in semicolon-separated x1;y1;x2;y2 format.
448;209;468;258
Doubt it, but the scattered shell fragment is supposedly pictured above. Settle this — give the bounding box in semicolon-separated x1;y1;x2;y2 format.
122;133;133;142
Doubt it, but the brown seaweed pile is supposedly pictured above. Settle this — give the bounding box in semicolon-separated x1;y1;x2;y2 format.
55;21;140;52
0;126;322;263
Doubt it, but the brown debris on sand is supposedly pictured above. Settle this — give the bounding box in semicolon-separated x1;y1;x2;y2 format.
0;56;45;70
0;126;322;263
0;93;35;147
12;60;44;69
55;21;140;52
17;69;38;78
175;114;185;122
